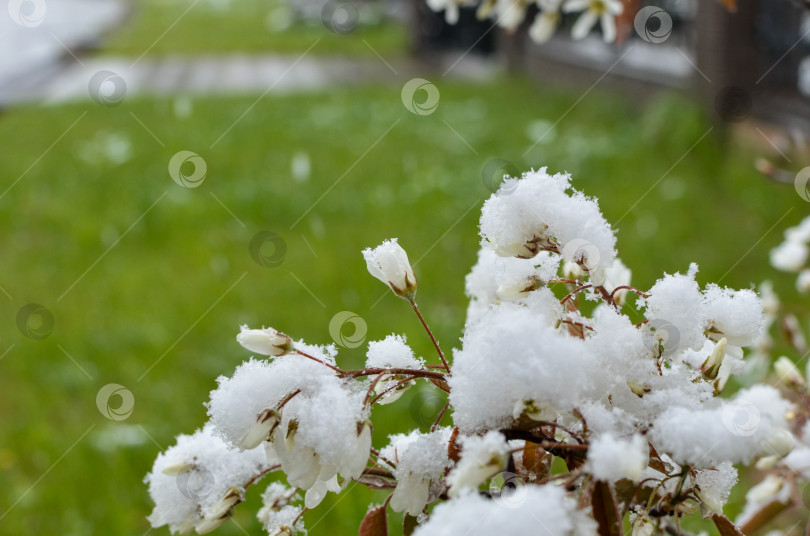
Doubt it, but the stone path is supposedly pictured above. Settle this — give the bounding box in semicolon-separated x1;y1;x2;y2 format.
0;0;129;104
0;0;497;106
4;52;499;105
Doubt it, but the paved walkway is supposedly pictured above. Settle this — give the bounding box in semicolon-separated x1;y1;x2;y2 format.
0;0;129;104
3;52;499;105
0;0;497;105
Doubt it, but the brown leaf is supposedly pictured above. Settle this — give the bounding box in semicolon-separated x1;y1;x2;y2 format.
448;427;461;463
359;505;388;536
591;481;622;536
429;377;451;393
647;443;668;474
520;442;551;481
403;514;419;536
563;300;584;338
712;514;745;536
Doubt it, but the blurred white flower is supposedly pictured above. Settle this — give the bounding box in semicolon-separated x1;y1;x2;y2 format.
775;356;805;387
797;269;810;293
770;239;808;272
528;0;563;43
564;0;623;42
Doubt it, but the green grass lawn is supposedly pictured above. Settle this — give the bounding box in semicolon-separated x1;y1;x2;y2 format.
101;0;408;57
0;77;807;535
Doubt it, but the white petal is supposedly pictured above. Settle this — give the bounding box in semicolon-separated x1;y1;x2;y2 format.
562;0;588;12
305;479;328;509
529;12;558;43
571;10;597;39
600;13;616;42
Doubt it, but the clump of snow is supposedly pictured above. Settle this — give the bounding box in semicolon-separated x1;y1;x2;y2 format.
693;462;738;515
382;428;453;515
587;434;648;483
479;168;616;278
446;431;511;496
702;285;763;347
206;355;335;448
145;424;270;533
641;264;707;354
413;484;598;536
650;386;791;466
450;301;595;431
365;334;424;370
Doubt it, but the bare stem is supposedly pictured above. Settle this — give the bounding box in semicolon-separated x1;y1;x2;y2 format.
343;367;447;381
278;389;302;410
294;350;344;374
431;400;451;432
409;299;450;371
609;285;650;300
244;464;281;489
370;448;397;469
560;284;592;304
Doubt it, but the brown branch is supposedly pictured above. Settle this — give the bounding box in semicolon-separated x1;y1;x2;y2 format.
410;300;450;371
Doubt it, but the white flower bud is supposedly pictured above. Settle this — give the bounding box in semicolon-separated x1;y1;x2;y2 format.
448;453;507;497
603;258;632;305
161;461;194;476
701;338;726;380
755;455;779;470
761;429;794;458
236;326;292;357
512;399;550;421
194;515;227;534
631;515;654;536
304;474;341;509
390;474;431;516
343;422;372;481
562;260;584;280
362;239;417;299
774;356;805;387
373;374;412;405
205;488;241;520
237;409;280;450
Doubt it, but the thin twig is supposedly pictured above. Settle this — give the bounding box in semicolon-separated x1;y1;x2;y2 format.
295;350;344;374
369;375;417;406
410;299;450;371
431;401;451;432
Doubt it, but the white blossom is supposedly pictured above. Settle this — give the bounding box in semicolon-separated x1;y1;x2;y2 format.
770;239;808;272
363;238;418;299
236;325;292;357
528;0;563;43
774;356;805;387
564;0;623;42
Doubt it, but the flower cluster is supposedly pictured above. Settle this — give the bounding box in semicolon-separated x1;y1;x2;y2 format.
146;167;798;535
426;0;624;44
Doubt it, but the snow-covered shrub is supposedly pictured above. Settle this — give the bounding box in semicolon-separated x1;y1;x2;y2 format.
146;168;799;535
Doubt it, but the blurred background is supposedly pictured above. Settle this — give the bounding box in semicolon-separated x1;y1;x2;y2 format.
1;0;810;534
